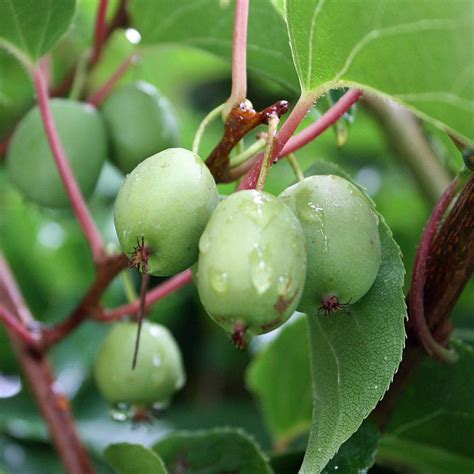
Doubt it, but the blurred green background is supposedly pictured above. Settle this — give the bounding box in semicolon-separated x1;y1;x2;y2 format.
0;1;472;472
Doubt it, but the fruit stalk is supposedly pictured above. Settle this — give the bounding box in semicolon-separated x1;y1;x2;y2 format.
0;307;41;349
91;0;109;65
32;67;105;262
99;269;193;321
239;92;317;190
87;54;138;108
237;89;362;188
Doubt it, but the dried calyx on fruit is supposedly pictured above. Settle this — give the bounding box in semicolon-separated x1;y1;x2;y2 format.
280;174;381;315
196;190;307;348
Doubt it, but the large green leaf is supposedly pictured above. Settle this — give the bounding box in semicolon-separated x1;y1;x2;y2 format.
377;338;474;473
296;163;406;473
0;0;76;60
153;427;273;473
285;0;474;144
247;316;312;446
130;0;299;92
105;443;167;474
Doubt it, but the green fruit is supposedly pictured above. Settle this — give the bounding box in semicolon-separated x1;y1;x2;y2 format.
280;175;381;314
196;190;307;346
94;322;185;407
114;148;219;276
7;99;107;208
102;81;179;174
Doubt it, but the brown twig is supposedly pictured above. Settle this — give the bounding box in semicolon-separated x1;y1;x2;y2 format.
41;253;128;348
373;175;474;427
0;255;94;474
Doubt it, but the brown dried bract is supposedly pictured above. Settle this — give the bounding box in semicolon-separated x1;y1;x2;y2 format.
206;100;289;182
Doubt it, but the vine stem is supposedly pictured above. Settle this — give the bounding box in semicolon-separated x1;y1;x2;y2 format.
32;67;105;262
99;269;193;321
409;178;459;362
224;0;249;117
239;92;317;190
280;89;363;156
236;89;362;187
286;153;305;182
91;0;109;65
0;255;94;474
0;307;40;348
87;54;137;108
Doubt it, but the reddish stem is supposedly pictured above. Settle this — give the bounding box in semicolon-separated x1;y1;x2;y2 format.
228;0;249;108
42;253;128;348
100;269;193;321
409;178;459;361
239;92;317;190
0;306;40;348
0;255;94;474
91;0;109;65
87;54;137;107
32;67;105;262
281;89;363;157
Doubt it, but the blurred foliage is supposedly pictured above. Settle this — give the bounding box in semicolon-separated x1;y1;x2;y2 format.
0;1;472;473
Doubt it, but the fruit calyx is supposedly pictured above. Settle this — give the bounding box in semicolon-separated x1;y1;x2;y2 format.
318;294;352;316
232;321;248;350
128;236;150;273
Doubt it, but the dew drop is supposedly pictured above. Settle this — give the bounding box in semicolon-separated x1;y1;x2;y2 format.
199;231;212;254
110;402;130;422
250;245;272;294
209;268;229;293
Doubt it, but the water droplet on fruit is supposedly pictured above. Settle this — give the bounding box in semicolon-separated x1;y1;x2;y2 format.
152;355;162;367
110;402;130;422
277;275;290;296
199;232;211;254
250;246;272;294
209;268;229;293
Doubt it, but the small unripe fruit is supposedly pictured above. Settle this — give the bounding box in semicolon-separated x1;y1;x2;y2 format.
114;148;219;276
196;190;307;346
102;81;179;174
280;175;381;314
94;322;185;407
7;99;107;208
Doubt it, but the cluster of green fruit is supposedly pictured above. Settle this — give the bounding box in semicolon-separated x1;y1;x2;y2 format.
100;144;381;410
6;83;381;413
6;81;179;207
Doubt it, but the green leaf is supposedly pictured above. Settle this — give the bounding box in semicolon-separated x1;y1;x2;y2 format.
378;338;474;472
322;422;379;473
247;316;312;446
0;0;76;60
130;0;299;92
105;443;167;474
285;0;474;144
298;162;406;473
269;422;379;474
153;427;273;473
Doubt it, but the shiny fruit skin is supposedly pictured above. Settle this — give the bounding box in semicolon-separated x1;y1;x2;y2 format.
102;81;179;174
94;322;185;407
7;99;107;208
280;175;381;313
114;148;219;276
196;190;307;340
